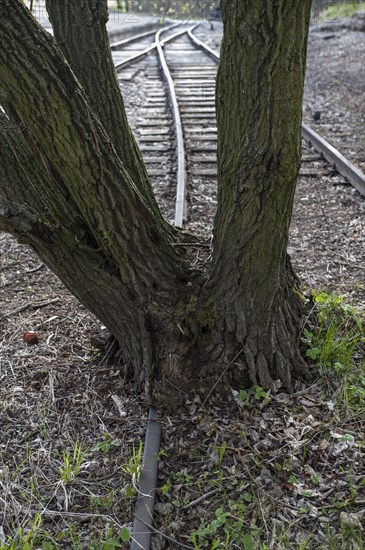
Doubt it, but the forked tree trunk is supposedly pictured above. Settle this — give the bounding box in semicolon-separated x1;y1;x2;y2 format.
0;0;192;397
0;0;312;400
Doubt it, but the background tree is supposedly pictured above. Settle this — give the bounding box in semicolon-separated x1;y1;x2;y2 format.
0;0;312;401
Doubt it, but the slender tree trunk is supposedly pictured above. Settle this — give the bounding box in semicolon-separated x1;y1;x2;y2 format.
45;0;165;223
206;0;312;391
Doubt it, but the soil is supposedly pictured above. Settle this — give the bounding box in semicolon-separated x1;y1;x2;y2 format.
0;13;364;550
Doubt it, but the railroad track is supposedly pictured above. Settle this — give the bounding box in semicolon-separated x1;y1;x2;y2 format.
110;23;365;238
110;25;365;547
111;23;220;231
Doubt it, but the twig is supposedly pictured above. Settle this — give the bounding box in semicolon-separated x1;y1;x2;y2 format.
35;509;123;529
0;297;60;321
25;263;44;273
134;515;195;549
172;242;210;248
202;348;244;407
184;488;220;509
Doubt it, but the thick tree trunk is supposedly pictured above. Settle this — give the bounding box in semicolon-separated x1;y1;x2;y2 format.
0;1;193;396
0;0;312;400
206;0;312;391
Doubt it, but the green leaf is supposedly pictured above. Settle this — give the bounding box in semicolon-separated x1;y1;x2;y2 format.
306;347;321;360
243;533;254;550
120;528;130;542
340;434;354;442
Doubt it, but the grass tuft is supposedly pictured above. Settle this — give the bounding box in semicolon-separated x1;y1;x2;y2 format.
318;1;365;22
302;291;365;417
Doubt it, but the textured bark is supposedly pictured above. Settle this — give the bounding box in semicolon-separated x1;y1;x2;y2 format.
0;0;312;399
44;0;162;220
0;2;192;396
206;0;312;391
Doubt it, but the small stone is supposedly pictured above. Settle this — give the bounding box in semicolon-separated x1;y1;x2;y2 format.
23;331;39;345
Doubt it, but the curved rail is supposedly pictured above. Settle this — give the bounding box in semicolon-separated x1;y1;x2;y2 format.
115;24;199;226
186;29;365;197
114;23;196;72
156;27;186;227
110;27;163;50
113;23;179;71
110;21;182;52
187;27;219;60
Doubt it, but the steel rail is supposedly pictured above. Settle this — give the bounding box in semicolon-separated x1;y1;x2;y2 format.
113;23;179;71
110;22;180;50
114;23;197;71
155;27;188;227
302;123;365;196
187;27;219;60
154;24;200;225
113;24;201;225
187;28;365;197
130;406;161;549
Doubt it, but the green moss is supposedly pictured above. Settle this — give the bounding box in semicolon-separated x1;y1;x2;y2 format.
101;229;112;245
195;300;216;331
177;295;216;338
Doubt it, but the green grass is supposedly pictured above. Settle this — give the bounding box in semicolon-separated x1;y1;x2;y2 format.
302;290;365;417
0;517;130;549
319;1;365;21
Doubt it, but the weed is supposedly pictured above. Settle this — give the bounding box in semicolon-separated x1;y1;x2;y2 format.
302;291;365;416
58;440;88;484
1;518;131;550
236;385;271;408
318;2;365;22
92;433;122;453
0;514;56;549
121;440;143;485
189;500;259;549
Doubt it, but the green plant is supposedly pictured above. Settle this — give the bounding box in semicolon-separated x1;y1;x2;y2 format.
58;440;88;484
302;291;365;415
318;2;365;22
92;433;122;453
90;491;115;510
237;385;271;407
121;441;143;485
189;502;258;549
91;526;130;549
1;514;57;549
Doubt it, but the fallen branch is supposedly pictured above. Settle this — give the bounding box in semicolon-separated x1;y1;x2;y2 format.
184;487;220;509
0;297;60;321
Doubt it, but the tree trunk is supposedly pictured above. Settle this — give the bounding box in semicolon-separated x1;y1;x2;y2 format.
206;0;312;391
0;0;194;397
45;0;165;223
0;0;312;401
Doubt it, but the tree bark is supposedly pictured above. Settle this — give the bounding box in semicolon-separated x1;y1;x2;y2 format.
0;1;194;396
44;0;161;219
0;0;312;400
206;0;312;391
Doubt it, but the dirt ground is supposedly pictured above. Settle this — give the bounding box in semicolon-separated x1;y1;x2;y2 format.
0;11;364;550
